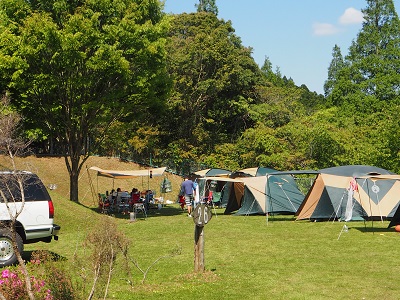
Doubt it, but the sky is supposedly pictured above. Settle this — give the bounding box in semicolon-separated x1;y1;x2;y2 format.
163;0;400;94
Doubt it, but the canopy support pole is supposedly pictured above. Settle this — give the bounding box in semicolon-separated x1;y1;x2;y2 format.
87;166;98;207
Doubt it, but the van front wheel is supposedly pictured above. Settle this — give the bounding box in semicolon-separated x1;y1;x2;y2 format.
0;229;23;267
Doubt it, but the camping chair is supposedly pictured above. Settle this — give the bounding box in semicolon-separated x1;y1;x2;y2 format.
144;190;154;210
129;192;140;210
211;191;221;208
133;202;147;219
131;192;147;219
205;190;218;218
117;193;131;214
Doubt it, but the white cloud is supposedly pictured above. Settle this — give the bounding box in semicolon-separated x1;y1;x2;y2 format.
313;7;364;37
312;22;339;36
339;7;364;25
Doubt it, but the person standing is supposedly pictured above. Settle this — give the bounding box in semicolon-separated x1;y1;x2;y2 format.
181;176;195;217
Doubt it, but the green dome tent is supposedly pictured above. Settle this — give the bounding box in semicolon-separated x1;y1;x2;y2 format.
235;170;317;216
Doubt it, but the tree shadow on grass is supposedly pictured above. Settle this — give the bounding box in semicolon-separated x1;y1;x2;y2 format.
22;250;67;263
87;203;190;220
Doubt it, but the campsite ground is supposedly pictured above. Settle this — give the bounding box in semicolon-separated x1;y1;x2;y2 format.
1;155;400;299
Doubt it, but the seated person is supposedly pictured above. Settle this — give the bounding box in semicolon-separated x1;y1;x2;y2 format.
98;193;109;207
108;189;115;202
143;190;153;210
115;187;122;205
129;188;141;210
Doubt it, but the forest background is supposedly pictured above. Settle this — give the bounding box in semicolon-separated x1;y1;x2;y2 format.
0;0;399;201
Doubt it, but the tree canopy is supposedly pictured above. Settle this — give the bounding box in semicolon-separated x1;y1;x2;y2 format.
0;0;169;201
327;0;400;107
161;11;262;171
321;0;400;172
1;0;400;182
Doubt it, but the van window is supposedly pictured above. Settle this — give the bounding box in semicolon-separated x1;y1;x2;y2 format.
0;173;50;202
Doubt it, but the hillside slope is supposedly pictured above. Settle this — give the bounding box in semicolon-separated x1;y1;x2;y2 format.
0;155;182;207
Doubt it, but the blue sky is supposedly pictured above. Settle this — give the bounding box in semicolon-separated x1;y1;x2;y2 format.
163;0;400;94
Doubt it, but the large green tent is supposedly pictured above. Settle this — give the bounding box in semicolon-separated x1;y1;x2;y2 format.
235;170;316;215
296;165;400;221
197;177;244;213
197;168;316;216
229;168;283;215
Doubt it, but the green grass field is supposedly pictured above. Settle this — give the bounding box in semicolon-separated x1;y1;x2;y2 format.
28;200;400;300
3;156;400;299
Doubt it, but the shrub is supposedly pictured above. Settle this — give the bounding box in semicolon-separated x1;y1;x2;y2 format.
0;268;52;300
30;250;76;300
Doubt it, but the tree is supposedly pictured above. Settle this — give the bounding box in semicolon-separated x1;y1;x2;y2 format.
261;56;280;86
0;95;35;299
331;0;400;105
377;104;400;172
164;12;261;162
349;0;400;101
324;44;346;98
0;0;169;201
195;0;218;15
318;0;400;172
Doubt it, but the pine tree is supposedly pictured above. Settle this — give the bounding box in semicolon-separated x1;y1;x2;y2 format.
324;0;400;107
324;45;346;98
345;0;400;101
195;0;218;15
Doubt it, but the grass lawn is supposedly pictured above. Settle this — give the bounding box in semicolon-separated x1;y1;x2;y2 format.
26;198;400;300
3;156;400;299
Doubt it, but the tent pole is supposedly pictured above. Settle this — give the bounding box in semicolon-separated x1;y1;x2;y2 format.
245;198;256;217
371;179;384;223
355;178;369;230
276;182;297;212
365;179;374;233
367;179;374;232
330;191;346;223
266;175;269;225
86;166;98;207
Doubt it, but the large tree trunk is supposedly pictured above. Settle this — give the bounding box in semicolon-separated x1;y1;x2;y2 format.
69;170;79;202
65;152;87;202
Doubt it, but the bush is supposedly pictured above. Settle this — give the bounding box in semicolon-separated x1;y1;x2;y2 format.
30;250;76;300
0;268;52;300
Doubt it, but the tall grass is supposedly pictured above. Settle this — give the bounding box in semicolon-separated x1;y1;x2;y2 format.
3;156;400;299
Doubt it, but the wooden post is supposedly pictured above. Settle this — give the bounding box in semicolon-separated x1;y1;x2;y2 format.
194;225;205;272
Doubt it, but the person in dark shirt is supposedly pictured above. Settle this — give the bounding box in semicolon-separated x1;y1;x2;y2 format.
180;176;195;217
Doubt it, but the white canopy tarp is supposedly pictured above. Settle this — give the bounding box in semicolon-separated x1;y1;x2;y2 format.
89;166;166;179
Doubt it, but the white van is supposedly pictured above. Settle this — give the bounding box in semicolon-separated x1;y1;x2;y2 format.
0;171;60;266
